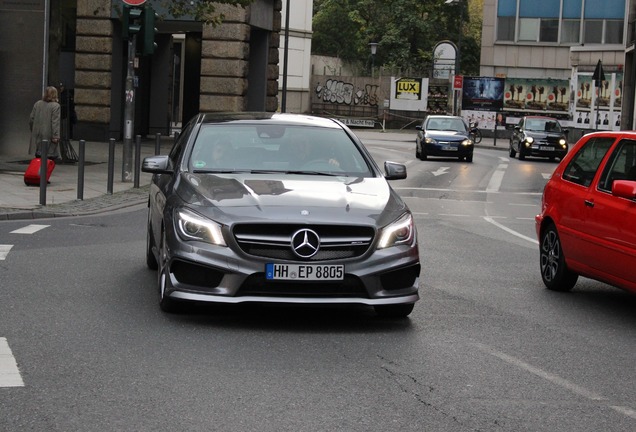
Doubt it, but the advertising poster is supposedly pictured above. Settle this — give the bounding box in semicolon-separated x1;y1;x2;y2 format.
390;77;428;111
503;78;569;114
462;77;505;111
573;72;622;130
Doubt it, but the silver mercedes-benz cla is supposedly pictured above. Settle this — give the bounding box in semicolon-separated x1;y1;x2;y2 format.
142;113;420;317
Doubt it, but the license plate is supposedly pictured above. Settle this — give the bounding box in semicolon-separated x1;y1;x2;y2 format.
266;263;344;281
442;145;457;151
540;146;555;151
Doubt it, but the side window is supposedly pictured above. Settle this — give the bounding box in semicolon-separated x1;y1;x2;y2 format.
598;139;636;192
562;137;615;187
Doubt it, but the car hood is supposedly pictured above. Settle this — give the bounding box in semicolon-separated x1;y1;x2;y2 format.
425;130;470;140
174;172;407;226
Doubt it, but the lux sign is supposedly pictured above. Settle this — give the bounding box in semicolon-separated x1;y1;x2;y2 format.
397;81;420;94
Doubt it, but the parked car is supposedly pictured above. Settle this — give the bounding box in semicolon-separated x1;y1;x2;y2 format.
509;116;569;161
535;131;636;294
142;112;421;317
415;115;474;162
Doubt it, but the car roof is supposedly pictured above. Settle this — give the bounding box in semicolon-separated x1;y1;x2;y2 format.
198;112;343;129
427;115;463;120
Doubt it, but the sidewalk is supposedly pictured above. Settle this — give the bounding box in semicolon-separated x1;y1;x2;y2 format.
0;131;503;221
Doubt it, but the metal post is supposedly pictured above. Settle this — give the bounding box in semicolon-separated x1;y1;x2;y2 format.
134;134;141;188
122;36;136;182
108;138;115;194
155;133;161;155
77;140;85;200
39;140;48;206
281;0;290;112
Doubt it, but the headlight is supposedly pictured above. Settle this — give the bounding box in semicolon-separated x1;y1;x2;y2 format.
377;213;416;249
461;139;473;146
559;138;566;146
525;136;534;144
175;208;226;246
425;137;436;144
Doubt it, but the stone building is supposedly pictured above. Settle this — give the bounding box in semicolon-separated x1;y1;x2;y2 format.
0;0;313;156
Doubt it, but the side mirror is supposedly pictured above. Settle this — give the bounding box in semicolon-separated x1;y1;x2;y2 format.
563;128;569;136
142;155;172;174
384;161;407;180
612;180;636;200
415;125;422;131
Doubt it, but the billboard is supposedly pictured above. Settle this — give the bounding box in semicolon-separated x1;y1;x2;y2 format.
390;77;428;111
461;77;505;111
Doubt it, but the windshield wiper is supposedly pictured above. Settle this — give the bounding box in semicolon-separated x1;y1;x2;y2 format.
283;170;343;177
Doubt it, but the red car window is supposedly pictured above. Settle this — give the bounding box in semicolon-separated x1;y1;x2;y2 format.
562;137;615;187
598;139;636;192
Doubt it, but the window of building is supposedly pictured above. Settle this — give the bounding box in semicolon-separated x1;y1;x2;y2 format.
496;0;625;45
561;19;580;43
584;20;604;44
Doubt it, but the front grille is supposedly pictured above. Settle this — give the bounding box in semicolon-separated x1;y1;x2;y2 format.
233;224;375;261
237;273;368;297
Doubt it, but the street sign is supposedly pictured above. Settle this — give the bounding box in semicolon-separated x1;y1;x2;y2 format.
122;0;146;5
453;75;463;90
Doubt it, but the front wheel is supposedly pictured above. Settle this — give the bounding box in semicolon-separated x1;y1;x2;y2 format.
539;223;578;291
509;142;517;158
374;303;414;318
471;129;482;144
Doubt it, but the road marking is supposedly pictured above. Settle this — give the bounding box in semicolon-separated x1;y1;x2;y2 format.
432;167;450;176
484;216;538;244
473;342;606;400
10;224;49;234
0;245;13;260
542;173;552;179
473;342;636;420
0;338;24;387
486;163;508;193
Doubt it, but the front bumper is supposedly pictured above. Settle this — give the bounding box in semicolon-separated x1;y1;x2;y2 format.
162;228;421;306
424;142;473;157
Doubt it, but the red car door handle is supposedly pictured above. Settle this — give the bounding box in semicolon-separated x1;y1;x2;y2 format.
584;200;595;207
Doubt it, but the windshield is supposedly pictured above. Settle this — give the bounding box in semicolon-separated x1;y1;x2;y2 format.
426;118;467;133
188;124;373;177
525;119;562;132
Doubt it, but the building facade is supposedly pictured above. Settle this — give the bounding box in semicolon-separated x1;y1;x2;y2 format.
480;0;636;132
0;0;313;157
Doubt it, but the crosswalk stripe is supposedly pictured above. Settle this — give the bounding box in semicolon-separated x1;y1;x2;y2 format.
10;224;50;234
0;245;13;260
0;338;24;387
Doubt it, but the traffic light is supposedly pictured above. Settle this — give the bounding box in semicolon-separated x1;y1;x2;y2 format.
122;5;143;39
141;5;158;55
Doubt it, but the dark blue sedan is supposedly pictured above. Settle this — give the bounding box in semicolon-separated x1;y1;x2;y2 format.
415;115;474;162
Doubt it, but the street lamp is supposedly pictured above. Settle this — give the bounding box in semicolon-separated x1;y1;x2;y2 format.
445;0;463;74
369;42;378;78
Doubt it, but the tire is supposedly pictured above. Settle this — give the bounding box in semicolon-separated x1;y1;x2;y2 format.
539;223;578;291
374;303;414;318
509;142;516;158
518;147;526;161
465;153;473;163
472;129;482;144
415;141;422;160
158;229;182;313
146;210;158;270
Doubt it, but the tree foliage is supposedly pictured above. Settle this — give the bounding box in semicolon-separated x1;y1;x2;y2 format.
312;0;482;76
157;0;254;25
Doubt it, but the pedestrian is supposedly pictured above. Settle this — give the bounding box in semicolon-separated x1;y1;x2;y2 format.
29;86;61;159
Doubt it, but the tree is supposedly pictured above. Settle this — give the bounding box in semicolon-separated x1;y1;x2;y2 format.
312;0;482;76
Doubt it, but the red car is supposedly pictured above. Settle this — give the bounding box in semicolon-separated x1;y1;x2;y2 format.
535;131;636;293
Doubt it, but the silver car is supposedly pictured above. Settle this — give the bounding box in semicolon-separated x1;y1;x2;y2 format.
142;113;420;317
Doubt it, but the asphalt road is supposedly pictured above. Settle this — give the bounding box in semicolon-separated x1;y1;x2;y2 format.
1;143;635;431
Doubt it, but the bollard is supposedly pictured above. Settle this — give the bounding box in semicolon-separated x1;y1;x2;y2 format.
134;134;141;188
39;140;48;206
107;138;115;194
155;133;161;155
77;140;86;200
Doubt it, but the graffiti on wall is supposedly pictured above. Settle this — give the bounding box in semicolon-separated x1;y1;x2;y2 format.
315;79;379;107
